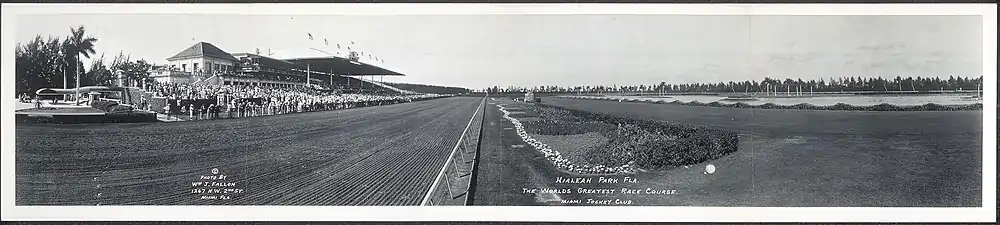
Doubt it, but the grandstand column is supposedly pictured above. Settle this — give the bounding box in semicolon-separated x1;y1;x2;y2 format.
306;64;311;86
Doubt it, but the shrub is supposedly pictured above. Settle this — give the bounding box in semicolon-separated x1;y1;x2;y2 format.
759;103;780;109
686;101;706;106
538;104;741;170
729;102;752;108
790;103;818;110
868;103;903;111
911;103;947;111
108;105;135;113
634;139;693;167
524;120;613;135
827;103;855;110
962;103;983;110
92;100;119;112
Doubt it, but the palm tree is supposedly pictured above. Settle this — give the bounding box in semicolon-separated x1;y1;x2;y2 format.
59;39;71;101
66;25;97;105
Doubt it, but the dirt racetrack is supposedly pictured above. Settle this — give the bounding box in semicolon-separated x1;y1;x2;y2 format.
15;97;482;205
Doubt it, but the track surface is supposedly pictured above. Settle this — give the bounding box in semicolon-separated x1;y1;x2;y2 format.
472;100;553;206
475;97;982;207
15;97;481;205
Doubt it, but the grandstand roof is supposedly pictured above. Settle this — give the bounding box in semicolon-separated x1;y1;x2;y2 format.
232;53;304;70
284;57;404;76
168;42;239;61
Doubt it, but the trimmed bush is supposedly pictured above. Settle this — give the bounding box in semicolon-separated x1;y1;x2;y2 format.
92;100;119;112
108;105;135;113
869;103;903;111
534;104;741;170
759;103;780;109
911;103;947;111
729;102;752;108
826;103;855;110
789;103;819;110
686;101;707;106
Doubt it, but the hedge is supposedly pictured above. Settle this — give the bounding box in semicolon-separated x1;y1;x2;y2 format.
532;104;741;170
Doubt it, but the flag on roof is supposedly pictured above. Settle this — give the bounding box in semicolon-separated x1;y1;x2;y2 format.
308;33;314;40
324;38;328;46
336;44;341;49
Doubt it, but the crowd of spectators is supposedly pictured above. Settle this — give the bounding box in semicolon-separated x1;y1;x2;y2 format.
141;81;447;120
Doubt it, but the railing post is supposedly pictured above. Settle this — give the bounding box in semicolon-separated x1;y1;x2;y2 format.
443;170;454;199
451;156;464;175
457;144;468;163
420;96;486;206
463;131;472;154
466;94;488;206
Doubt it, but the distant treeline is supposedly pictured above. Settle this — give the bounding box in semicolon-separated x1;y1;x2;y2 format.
482;75;984;94
386;82;471;94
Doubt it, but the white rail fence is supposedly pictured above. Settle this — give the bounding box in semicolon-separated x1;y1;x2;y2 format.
420;95;487;206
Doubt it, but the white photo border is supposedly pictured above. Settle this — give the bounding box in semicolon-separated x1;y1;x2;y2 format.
1;3;995;222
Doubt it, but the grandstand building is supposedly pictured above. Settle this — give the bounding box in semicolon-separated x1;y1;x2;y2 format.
151;42;405;92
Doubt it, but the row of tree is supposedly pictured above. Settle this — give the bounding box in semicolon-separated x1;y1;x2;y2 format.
483;75;984;94
14;25;153;96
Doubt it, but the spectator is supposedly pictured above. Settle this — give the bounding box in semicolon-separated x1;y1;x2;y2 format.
140;80;449;120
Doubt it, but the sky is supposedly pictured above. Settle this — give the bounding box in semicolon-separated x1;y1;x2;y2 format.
15;14;984;89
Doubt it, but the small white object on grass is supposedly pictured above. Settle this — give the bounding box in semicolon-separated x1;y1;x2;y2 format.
705;164;716;174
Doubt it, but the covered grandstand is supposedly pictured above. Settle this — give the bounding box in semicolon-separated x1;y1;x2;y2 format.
106;41;456;122
152;42;406;94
